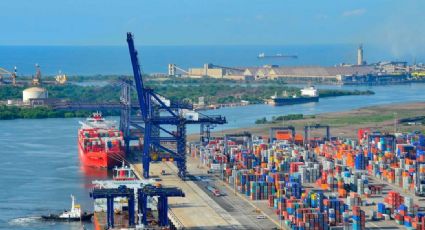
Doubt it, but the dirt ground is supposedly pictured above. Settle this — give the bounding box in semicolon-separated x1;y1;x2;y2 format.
188;102;425;141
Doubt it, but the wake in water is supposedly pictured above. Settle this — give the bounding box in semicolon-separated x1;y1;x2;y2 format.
8;216;89;230
8;216;41;226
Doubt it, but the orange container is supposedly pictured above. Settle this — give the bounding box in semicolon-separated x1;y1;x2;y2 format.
276;131;292;140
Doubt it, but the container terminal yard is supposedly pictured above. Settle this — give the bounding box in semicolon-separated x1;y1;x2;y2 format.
45;33;424;230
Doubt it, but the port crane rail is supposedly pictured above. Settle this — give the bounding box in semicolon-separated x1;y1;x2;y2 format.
126;32;226;179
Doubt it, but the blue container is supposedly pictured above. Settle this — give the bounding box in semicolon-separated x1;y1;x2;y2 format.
287;207;294;214
377;203;386;212
398;204;407;211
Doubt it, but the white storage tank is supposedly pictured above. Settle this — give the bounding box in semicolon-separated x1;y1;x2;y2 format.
23;87;48;103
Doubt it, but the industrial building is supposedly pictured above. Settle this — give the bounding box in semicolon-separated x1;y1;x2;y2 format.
22;87;48;104
168;45;415;84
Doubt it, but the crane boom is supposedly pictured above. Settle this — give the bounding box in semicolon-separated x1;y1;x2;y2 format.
127;33;148;119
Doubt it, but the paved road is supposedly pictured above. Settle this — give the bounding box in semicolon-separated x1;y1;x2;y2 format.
191;175;279;230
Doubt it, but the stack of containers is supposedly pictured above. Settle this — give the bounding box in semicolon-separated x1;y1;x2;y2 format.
352;206;365;230
357;178;364;195
342;211;350;230
298;163;320;183
323;198;346;225
289;162;304;173
337;178;347;198
355;152;366;170
250;181;275;200
361;174;370;196
395;168;403;187
384;191;404;209
376;203;385;219
303;212;328;230
416;150;425;195
402;170;413;191
394;212;404;225
404;215;413;228
368;184;382;195
191;131;425;230
286;174;302;199
346;192;362;209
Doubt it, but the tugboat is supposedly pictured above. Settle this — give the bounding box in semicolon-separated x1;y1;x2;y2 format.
42;195;93;222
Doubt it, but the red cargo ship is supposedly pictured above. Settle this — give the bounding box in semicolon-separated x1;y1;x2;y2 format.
78;112;125;168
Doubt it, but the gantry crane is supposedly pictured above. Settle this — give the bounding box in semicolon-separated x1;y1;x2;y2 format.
90;185;185;228
0;67;17;85
126;33;226;179
269;126;296;143
304;124;330;147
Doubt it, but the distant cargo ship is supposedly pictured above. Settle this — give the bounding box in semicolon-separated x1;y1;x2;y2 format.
267;86;319;106
257;52;298;59
78;112;125;168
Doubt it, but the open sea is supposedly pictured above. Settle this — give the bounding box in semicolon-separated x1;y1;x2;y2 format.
0;44;423;76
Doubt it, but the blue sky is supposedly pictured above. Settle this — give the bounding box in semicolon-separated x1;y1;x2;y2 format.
0;0;424;47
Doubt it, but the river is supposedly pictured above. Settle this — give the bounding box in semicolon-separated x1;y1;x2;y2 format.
200;83;425;131
1;83;425;229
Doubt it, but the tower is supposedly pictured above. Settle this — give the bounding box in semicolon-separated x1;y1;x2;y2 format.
357;44;364;66
168;64;176;76
12;66;17;86
32;64;42;85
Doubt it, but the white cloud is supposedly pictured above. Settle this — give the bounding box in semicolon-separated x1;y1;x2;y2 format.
343;9;366;17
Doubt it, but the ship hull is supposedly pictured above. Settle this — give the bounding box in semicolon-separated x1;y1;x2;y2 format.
270;96;319;106
41;213;93;222
78;144;124;168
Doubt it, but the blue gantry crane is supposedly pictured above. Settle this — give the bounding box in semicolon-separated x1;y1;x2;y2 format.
125;32;226;179
90;186;136;229
90;185;185;229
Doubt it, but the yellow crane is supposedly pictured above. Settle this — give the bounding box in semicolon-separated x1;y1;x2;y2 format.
55;71;67;84
412;71;425;78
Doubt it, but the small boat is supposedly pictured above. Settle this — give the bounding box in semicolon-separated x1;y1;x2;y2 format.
257;52;298;59
42;195;93;222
